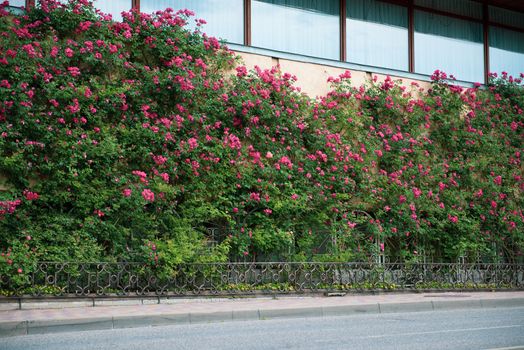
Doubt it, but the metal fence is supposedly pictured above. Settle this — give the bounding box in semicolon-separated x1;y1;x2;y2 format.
1;262;523;298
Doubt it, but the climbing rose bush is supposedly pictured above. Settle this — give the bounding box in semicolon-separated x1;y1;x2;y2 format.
0;0;522;281
317;72;523;262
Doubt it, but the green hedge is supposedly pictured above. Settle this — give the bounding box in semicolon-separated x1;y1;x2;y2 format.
0;1;522;281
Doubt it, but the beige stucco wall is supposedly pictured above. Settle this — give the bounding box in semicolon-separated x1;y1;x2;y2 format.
236;51;431;99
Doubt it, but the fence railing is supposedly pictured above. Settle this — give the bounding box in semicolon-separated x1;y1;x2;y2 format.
1;262;523;298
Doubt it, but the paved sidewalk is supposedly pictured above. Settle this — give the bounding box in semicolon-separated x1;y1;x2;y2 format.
1;291;523;338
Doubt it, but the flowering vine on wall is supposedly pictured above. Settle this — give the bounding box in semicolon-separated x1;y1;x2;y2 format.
0;1;522;283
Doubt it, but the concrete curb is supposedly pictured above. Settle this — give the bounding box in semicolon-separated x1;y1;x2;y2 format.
1;297;523;338
0;296;280;311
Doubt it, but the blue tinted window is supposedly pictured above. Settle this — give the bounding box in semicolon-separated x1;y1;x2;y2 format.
141;0;244;44
94;0;131;21
252;0;340;60
8;0;25;6
7;0;25;14
415;11;484;82
347;0;408;71
490;27;524;78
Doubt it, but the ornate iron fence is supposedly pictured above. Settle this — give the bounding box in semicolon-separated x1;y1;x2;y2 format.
1;262;523;298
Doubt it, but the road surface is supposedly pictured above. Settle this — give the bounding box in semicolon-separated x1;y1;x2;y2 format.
2;307;524;350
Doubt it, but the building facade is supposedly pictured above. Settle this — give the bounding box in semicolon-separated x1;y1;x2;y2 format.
10;0;524;95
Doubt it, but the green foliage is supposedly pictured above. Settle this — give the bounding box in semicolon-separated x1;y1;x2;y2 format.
0;0;522;286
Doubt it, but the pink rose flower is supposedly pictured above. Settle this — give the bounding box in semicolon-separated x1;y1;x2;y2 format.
23;190;39;201
142;189;155;202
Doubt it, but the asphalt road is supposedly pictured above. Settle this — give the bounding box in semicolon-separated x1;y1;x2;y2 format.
2;307;524;350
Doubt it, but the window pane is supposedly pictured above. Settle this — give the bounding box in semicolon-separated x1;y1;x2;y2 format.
347;0;408;71
252;0;340;60
8;0;25;6
94;0;131;21
7;0;25;15
415;11;484;82
489;26;524;78
414;0;482;19
489;6;524;30
141;0;244;44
